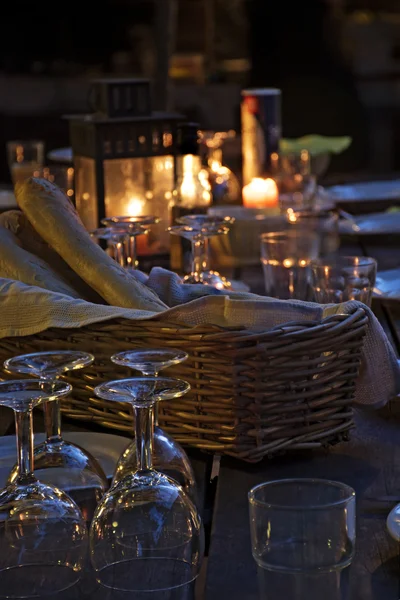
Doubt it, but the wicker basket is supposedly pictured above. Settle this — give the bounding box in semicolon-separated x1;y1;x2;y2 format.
0;307;368;462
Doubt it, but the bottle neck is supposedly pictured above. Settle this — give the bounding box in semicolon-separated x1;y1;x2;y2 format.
176;154;202;178
174;154;211;208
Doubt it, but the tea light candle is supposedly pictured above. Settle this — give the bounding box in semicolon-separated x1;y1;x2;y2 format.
242;177;278;209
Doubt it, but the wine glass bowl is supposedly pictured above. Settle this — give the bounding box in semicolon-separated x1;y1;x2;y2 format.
91;376;204;593
0;379;88;598
4;351;108;521
110;349;197;502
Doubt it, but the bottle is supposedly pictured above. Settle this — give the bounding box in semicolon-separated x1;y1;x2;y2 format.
170;123;212;272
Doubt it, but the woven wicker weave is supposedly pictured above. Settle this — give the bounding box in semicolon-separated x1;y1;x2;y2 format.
0;306;368;462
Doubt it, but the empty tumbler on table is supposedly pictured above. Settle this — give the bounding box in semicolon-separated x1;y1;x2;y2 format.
311;256;377;306
7;140;44;186
249;478;356;600
260;230;319;300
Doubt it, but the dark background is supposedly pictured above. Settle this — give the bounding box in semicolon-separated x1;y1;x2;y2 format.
0;0;399;182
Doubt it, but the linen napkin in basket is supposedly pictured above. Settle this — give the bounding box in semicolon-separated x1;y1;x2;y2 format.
0;267;398;409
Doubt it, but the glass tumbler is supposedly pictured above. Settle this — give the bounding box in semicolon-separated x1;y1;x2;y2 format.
260;230;320;300
7;140;44;186
287;209;339;257
249;478;356;573
311;256;377;306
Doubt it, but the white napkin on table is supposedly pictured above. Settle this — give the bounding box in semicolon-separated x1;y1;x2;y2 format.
0;267;398;409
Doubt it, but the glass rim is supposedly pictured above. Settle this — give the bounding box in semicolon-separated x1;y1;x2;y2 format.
260;230;318;242
310;256;377;268
111;348;188;361
5;350;94;361
248;478;355;510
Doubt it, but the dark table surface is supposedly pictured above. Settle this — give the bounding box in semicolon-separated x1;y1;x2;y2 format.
204;236;400;600
1;235;400;599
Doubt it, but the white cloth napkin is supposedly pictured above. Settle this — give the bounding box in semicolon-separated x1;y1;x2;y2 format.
0;267;398;409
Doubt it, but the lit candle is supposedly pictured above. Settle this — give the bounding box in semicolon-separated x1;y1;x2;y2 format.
242;177;278;209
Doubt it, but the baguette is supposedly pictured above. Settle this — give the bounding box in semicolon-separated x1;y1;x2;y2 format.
15;178;168;312
0;210;104;304
0;225;81;298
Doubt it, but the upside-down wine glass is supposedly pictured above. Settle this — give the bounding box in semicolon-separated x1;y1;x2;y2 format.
168;214;234;289
0;379;88;598
91;377;204;593
110;348;198;503
90;227;131;268
101;215;160;269
4;351;108;521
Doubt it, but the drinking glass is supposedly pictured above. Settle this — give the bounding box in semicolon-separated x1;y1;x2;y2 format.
198;130;241;205
91;377;204;593
4;351;108;521
311;256;377;306
7;140;44;186
260;230;320;300
111;348;197;502
102;215;159;269
287;208;339;257
33;165;75;198
168;214;234;288
270;150;317;213
0;379;88;597
249;478;356;573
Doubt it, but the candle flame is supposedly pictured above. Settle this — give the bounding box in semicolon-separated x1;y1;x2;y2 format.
126;196;145;216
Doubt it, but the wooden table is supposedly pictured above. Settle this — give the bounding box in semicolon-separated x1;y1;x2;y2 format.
1;236;400;599
204;236;400;600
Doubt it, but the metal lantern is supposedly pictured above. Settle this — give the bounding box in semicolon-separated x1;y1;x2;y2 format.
66;78;184;254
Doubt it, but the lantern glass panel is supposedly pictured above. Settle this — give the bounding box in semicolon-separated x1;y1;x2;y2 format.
103;156;174;254
74;156;98;231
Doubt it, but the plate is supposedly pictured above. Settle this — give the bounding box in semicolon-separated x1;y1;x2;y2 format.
327;180;400;203
387;503;400;541
339;212;400;235
374;269;400;300
0;431;130;487
47;147;73;164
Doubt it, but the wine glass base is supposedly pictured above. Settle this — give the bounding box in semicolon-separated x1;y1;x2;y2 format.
184;270;248;292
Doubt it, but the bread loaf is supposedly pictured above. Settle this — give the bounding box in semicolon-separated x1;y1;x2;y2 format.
0;225;81;298
0;210;104;303
15;178;168;312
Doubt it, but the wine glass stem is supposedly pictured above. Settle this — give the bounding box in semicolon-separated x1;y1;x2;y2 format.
113;240;127;268
44;399;62;443
127;235;138;269
134;405;154;472
14;409;34;481
191;237;207;282
142;369;159;425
